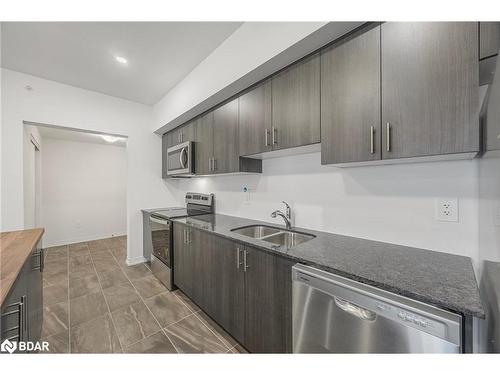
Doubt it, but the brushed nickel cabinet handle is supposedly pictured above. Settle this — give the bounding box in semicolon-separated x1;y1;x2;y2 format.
243;250;248;271
208;158;212;172
236;248;242;269
370;126;375;154
265;129;269;146
386;123;391;152
272;127;278;145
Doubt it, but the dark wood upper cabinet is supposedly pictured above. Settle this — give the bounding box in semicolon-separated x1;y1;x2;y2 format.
381;22;479;160
480;22;500;60
167;121;195;148
213;99;240;173
321;26;381;165
272;53;321;150
239;80;272;156
243;245;294;353
161;134;168;178
194;112;214;175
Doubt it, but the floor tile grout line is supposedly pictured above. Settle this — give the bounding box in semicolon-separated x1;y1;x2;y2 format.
191;312;233;351
169;291;230;350
88;244;126;354
107;244;181;354
67;245;91;353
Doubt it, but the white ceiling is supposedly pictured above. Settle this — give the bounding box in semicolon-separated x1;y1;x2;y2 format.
1;22;242;105
37;125;128;147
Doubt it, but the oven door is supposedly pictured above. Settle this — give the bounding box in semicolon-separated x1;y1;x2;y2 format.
150;215;172;267
167;141;194;176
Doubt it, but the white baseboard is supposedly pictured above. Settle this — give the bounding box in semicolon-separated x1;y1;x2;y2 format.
126;256;147;266
44;232;127;248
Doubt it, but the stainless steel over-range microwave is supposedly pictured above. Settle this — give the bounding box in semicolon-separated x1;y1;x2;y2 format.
166;141;194;177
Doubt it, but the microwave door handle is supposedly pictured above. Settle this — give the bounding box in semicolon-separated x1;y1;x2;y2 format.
179;147;187;169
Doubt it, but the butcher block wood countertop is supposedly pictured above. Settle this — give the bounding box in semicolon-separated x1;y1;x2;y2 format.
1;228;44;306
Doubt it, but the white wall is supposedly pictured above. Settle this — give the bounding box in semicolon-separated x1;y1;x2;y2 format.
174;153;479;261
23;123;42;228
1;68;177;264
152;22;327;130
41;137;127;247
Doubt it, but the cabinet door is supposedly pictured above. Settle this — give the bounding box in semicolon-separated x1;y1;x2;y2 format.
272;53;320;150
321;26;381;165
167;128;180;148
173;224;193;297
213;99;239;174
28;245;43;343
204;236;245;343
381;22;479;159
161;134;168;178
239;81;272;156
243;246;294;353
194;112;214;175
480;22;500;60
1;264;27;347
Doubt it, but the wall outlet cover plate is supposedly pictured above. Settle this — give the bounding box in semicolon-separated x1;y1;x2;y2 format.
435;198;459;222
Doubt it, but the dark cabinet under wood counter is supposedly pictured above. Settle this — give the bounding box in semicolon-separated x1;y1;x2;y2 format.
1;229;44;352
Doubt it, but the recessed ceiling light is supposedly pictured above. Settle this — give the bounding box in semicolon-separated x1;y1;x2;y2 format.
115;55;128;65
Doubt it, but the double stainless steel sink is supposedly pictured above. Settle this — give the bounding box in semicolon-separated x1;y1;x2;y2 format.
231;225;315;248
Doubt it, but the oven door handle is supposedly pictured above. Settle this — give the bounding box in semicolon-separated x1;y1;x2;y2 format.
150;216;171;226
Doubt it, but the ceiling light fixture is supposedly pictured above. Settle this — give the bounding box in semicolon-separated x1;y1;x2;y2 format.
101;135;121;143
115;55;128;65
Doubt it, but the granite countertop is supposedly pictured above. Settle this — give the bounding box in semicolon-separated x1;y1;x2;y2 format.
173;213;484;318
1;228;44;305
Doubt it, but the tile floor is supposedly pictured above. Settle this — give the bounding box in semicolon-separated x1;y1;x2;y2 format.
41;236;247;353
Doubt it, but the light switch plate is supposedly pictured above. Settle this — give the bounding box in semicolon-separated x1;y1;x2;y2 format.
435;198;459;222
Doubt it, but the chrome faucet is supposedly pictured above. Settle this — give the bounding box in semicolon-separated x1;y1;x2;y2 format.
271;201;292;230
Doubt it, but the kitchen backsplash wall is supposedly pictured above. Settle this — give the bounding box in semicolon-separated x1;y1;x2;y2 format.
174;152;479;262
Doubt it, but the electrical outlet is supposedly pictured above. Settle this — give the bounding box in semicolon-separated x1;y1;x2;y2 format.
435;198;459;222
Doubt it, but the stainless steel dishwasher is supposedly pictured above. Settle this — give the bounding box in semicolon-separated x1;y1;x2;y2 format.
292;264;463;353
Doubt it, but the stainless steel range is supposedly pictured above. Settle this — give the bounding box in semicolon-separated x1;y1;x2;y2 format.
149;192;214;290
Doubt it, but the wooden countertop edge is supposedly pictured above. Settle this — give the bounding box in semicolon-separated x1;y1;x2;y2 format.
1;228;44;306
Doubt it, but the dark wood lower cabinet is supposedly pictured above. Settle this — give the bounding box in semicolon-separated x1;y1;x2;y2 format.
1;242;43;351
243;245;294;353
173;224;194;297
173;224;294;353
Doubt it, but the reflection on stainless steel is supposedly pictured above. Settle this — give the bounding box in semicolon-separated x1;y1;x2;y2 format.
292;264;462;353
263;231;315;248
231;225;281;238
230;224;315;249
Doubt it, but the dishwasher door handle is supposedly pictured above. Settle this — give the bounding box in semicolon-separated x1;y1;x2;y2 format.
334;296;376;321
